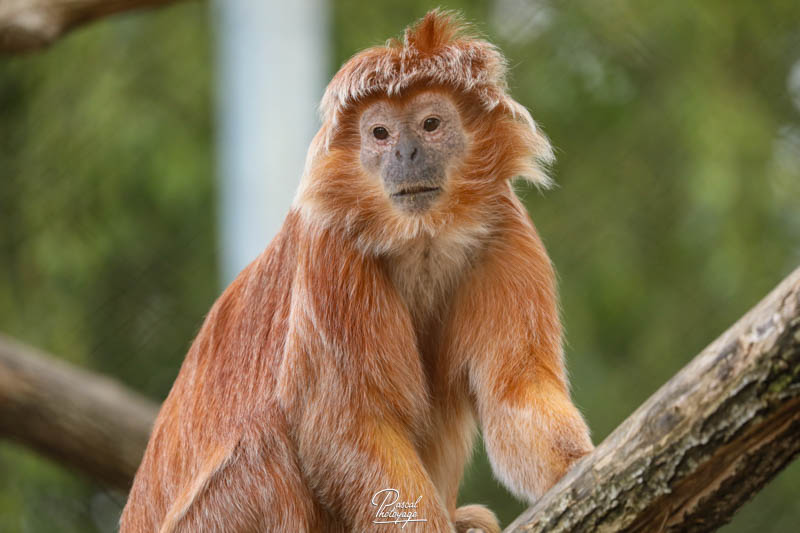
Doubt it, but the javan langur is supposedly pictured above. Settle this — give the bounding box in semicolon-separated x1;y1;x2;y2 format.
121;10;592;533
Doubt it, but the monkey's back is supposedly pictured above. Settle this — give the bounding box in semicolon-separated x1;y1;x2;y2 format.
121;212;306;532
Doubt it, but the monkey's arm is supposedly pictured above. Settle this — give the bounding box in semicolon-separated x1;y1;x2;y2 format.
278;227;454;532
473;347;593;502
451;205;593;502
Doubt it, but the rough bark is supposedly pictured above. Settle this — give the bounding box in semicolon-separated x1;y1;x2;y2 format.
506;265;800;533
0;0;186;53
0;334;158;489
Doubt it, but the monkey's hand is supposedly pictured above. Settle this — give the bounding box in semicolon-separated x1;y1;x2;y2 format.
477;375;594;502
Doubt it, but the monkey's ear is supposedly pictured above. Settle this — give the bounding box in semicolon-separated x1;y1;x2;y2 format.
503;97;555;189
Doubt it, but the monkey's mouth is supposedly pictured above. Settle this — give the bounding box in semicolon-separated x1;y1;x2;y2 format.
391;186;441;198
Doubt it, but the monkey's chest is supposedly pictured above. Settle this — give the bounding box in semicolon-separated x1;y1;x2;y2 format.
386;238;472;330
385;239;474;424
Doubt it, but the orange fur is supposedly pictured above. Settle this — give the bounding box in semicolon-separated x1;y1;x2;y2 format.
121;10;591;533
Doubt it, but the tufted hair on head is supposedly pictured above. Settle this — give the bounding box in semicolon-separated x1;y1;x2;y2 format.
322;10;510;130
313;9;554;188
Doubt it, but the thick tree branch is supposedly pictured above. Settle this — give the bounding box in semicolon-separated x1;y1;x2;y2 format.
506;266;800;533
0;334;158;489
0;0;186;53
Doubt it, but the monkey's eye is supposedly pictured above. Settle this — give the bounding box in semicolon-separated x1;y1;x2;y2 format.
372;126;389;140
423;117;440;132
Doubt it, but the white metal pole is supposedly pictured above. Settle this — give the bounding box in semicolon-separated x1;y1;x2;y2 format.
214;0;328;285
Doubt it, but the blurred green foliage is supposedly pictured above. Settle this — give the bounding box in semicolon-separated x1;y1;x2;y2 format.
1;1;799;531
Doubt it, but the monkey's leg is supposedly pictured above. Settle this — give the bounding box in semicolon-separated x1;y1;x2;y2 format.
157;418;323;533
294;415;457;532
417;399;499;532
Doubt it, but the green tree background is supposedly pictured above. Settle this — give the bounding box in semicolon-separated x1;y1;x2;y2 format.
1;1;799;531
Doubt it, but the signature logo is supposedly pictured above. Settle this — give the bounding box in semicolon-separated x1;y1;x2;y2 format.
371;488;427;528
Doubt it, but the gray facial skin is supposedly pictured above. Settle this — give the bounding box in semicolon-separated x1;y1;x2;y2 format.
359;92;467;213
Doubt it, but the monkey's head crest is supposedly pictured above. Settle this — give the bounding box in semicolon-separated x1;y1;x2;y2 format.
321;9;508;130
316;9;553;183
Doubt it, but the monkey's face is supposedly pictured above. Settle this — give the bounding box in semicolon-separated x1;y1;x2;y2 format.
359;91;467;213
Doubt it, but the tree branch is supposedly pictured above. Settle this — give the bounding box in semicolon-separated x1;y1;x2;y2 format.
506;266;800;532
0;334;158;489
0;0;187;53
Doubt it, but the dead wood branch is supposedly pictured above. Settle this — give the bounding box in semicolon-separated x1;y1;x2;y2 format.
0;334;158;489
0;0;186;53
506;266;800;532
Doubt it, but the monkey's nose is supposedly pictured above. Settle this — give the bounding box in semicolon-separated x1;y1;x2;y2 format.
395;138;420;161
395;148;418;160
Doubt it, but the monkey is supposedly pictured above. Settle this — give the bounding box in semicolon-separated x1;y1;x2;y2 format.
120;10;593;533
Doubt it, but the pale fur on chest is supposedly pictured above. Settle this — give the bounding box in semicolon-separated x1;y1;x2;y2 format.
384;231;481;332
